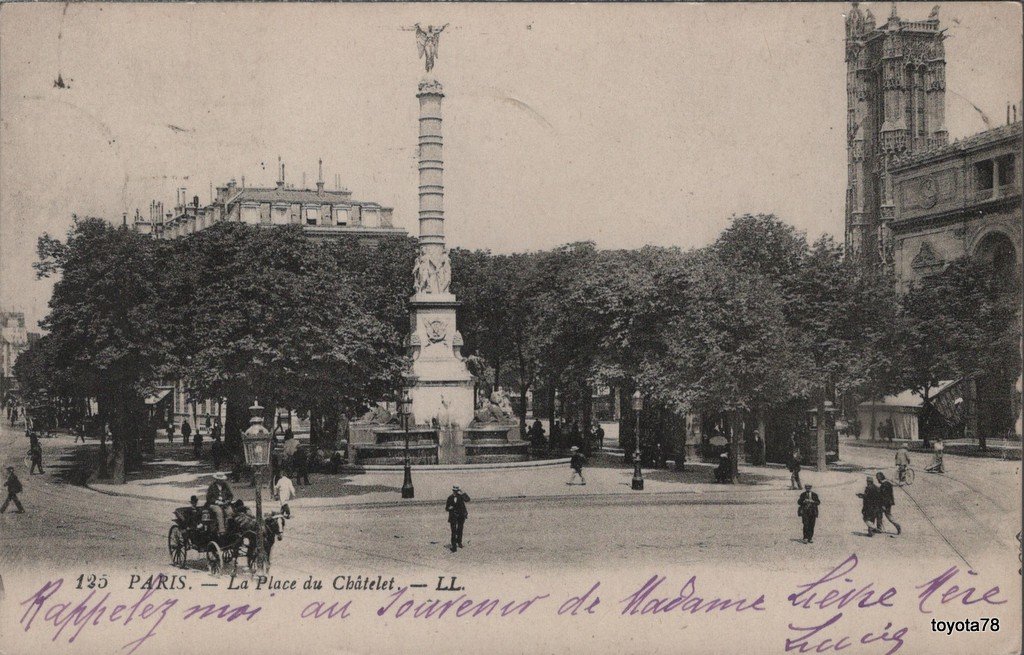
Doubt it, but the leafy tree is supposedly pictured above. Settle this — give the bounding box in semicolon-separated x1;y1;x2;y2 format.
171;223;408;452
33;217;171;481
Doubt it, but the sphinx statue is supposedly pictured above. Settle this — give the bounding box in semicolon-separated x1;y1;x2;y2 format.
358;405;397;425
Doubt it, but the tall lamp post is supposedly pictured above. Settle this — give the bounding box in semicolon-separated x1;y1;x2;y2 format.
631;391;644;490
241;401;272;572
400;388;415;499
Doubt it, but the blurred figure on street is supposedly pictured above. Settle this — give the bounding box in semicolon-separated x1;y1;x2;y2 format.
788;449;802;489
567;446;586;485
2;467;25;513
180;419;192;445
895;445;911;483
714;452;731;483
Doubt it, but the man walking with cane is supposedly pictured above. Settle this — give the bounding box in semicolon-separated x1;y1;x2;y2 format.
875;472;901;535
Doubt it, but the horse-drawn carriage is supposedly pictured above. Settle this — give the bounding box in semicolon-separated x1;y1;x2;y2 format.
168;502;285;574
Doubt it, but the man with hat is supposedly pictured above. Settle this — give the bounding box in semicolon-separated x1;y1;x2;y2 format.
2;466;25;514
797;483;820;543
445;485;470;551
567;446;587;485
206;472;234;536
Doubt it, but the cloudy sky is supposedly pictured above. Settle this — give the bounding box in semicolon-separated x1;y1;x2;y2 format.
1;2;1020;327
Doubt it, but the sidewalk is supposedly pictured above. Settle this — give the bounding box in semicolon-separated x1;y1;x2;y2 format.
88;450;858;509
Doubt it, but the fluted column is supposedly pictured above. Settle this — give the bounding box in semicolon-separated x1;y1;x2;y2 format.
417;80;446;261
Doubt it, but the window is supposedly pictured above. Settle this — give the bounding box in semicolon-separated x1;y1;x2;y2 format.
335;207;349;225
974;159;994;192
996;154;1015;187
304;206;319;226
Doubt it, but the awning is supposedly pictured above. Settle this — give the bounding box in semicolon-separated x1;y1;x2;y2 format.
145;388;172;405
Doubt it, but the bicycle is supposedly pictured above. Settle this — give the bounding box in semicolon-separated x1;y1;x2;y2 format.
895;465;915;486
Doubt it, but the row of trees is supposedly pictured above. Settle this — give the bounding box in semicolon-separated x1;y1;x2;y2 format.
449;214;1019;476
16;213;1019;482
18;218;415;481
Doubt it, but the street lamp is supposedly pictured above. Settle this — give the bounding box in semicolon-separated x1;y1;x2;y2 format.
399;387;415;499
631;390;644;491
241;401;272;572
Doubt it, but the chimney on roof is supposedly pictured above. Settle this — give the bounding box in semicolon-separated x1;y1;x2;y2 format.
317;159;325;195
278;157;285;189
241;175;245;189
122;212;128;228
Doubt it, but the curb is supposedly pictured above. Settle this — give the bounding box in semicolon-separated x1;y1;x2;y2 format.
342;457;571;472
83;470;860;510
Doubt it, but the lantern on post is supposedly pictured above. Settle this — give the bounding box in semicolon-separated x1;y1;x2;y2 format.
631;390;644;491
241;401;272;571
399;386;415;499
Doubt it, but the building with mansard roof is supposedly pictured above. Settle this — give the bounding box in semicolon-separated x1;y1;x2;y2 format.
133;160;406;246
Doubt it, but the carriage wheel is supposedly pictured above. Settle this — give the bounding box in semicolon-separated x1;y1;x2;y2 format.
206;542;223;575
168;526;187;568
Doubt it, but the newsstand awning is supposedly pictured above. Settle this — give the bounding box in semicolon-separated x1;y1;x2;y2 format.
144;388;172;405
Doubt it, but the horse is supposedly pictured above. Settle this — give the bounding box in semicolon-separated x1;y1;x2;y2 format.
246;512;286;569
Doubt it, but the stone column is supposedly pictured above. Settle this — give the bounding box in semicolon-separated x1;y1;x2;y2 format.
407;79;475;459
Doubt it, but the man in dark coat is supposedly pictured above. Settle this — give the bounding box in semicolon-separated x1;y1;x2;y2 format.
206;473;234;536
528;420;546;447
180;419;192;445
787;450;802;489
2;466;25;513
856;476;881;536
875;472;901;535
445;485;470;551
797;484;820;543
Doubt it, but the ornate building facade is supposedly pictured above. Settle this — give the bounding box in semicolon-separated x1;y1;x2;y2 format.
845;3;948;265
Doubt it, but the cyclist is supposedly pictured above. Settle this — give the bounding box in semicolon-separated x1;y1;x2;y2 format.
894;445;910;483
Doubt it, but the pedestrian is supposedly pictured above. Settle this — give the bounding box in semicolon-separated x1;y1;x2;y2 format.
180;419;192;445
445;485;470;551
2;466;25;514
797;483;820;543
74;421;87;444
594;422;605;446
211;432;223;469
856;476;881;536
167;421;176;444
283;429;298;460
925;440;944;474
714;452;732;483
273;469;296;518
28;433;44;475
788;449;802;489
294;447;311;486
752;430;765;466
894;445;910;484
567;445;586;485
204;413;212;431
875;472;901;535
550;421;562;450
192;428;202;459
528;419;546;447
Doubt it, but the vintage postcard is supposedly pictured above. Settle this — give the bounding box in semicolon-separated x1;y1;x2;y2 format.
0;2;1021;654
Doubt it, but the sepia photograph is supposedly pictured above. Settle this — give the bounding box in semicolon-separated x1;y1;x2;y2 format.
0;2;1021;654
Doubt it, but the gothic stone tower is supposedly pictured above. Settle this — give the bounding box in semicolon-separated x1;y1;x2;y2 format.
845;3;948;266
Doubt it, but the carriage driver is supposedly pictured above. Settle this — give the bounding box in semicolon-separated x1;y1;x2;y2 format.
206;472;235;536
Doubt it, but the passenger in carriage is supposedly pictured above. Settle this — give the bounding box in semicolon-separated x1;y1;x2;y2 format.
206;472;234;536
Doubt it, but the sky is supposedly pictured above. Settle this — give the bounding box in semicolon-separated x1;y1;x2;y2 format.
1;2;1021;328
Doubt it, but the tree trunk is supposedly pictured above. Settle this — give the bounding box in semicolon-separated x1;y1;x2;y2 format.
921;387;932;449
816;393;827;472
518;385;529;439
729;410;740;483
757;412;767;467
225;385;249;457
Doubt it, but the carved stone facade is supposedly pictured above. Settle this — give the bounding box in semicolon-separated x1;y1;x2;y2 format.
845;3;948;266
889;121;1022;290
